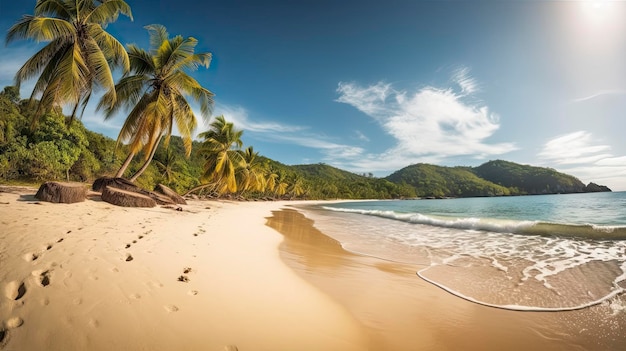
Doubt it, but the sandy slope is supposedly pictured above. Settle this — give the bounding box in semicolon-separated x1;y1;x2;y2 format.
0;187;367;351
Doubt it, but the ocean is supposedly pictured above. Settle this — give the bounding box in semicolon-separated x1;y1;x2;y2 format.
300;192;626;313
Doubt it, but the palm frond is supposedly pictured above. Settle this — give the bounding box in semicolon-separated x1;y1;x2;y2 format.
83;36;115;92
88;24;130;72
13;38;65;87
26;16;75;42
34;0;72;18
86;0;133;25
145;24;169;54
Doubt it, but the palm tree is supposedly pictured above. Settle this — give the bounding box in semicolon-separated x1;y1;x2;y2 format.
6;0;133;127
154;148;178;183
197;115;245;194
273;170;289;198
288;175;306;199
236;146;266;194
98;24;214;181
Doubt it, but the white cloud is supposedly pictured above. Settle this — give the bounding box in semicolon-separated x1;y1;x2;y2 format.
571;90;626;103
335;71;516;170
538;131;626;190
336;82;393;117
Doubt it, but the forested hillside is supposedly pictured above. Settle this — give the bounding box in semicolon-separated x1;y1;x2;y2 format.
385;163;512;198
0;90;610;199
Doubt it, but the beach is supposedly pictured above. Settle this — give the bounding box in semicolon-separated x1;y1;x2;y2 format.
2;187;625;350
0;187;366;351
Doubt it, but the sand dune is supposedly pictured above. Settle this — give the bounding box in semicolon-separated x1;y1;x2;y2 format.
0;186;366;351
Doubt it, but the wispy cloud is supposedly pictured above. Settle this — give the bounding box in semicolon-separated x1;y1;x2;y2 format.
452;66;479;95
335;69;515;172
354;130;370;142
538;131;626;190
204;103;306;135
571;90;626;103
0;45;40;98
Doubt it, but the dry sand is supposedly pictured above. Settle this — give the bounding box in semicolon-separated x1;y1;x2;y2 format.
3;186;625;351
0;186;366;351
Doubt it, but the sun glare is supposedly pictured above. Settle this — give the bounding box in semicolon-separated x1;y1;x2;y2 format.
579;0;615;22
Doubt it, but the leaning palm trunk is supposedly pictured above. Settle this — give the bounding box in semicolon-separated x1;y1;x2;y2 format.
129;141;160;182
183;182;219;197
116;151;136;178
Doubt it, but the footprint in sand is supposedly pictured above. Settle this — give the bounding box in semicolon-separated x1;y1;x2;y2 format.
125;244;131;249
125;254;134;262
23;253;39;262
57;238;64;243
188;290;198;296
31;270;50;287
4;281;26;301
5;317;23;329
164;305;179;312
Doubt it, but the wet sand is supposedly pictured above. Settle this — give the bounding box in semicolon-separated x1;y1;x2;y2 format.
267;208;626;351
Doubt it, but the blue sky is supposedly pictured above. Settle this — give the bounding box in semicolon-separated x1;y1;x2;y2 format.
1;0;626;190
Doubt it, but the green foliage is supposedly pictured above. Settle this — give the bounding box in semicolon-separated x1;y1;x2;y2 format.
0;90;607;199
473;160;586;195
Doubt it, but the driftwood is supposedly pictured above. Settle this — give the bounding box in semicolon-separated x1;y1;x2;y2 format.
101;186;156;208
35;182;87;204
155;184;187;205
93;177;140;193
93;177;176;205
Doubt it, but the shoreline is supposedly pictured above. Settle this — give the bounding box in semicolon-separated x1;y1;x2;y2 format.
269;206;626;351
0;187;367;351
3;185;625;350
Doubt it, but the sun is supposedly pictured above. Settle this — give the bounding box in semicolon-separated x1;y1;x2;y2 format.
579;0;612;20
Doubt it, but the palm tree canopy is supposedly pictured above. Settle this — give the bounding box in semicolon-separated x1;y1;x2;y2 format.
6;0;133;125
98;24;214;159
198;115;245;194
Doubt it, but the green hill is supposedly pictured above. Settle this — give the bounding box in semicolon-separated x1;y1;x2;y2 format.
472;160;586;195
385;163;511;198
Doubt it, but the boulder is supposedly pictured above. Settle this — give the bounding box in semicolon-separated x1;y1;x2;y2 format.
155;184;187;205
101;186;156;208
35;182;87;204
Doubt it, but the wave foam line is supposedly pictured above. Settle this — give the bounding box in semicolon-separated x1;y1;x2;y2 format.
323;207;626;240
417;264;626;312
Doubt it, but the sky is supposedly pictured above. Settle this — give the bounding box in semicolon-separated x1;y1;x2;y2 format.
1;0;626;190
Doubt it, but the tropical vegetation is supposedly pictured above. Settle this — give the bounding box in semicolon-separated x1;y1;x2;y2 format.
6;0;133;126
98;24;214;181
1;2;611;200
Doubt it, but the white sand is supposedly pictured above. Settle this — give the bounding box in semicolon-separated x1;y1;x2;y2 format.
0;187;367;351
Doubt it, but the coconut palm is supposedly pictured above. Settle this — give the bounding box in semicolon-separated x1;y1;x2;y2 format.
273;170;289;198
197;115;245;194
236;146;266;193
98;24;214;181
154;148;178;183
6;0;132;127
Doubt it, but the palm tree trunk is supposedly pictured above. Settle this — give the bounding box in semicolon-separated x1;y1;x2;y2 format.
129;142;160;182
182;182;218;197
116;152;135;178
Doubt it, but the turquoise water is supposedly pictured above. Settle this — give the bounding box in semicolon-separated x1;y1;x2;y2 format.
300;192;626;312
